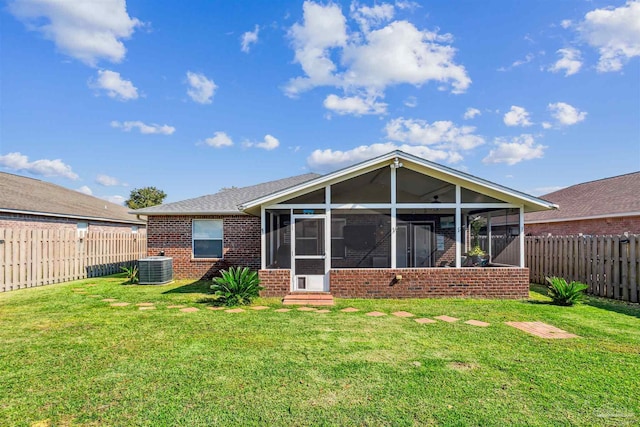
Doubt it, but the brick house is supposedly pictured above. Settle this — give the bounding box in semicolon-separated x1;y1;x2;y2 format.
0;172;145;233
525;172;640;236
135;151;555;299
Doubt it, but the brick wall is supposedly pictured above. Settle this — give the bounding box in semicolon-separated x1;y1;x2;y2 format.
0;212;142;233
258;269;291;297
526;215;640;236
147;215;260;279
330;268;529;299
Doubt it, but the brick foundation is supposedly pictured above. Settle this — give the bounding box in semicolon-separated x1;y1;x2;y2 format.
147;215;260;279
257;267;529;299
258;269;291;297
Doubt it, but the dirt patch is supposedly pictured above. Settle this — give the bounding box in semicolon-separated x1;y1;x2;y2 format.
448;361;479;371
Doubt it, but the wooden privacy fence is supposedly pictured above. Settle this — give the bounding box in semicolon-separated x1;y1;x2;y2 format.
526;234;639;303
0;228;147;292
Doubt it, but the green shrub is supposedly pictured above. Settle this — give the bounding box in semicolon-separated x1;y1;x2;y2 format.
545;276;588;306
468;246;486;257
120;264;139;284
210;267;263;306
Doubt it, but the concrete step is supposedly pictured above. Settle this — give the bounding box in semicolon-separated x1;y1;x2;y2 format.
282;293;335;306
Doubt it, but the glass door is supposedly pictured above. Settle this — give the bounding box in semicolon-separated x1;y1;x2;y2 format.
292;216;327;291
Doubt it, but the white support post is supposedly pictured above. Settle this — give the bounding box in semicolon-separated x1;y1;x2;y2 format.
487;212;492;261
390;165;397;269
455;185;461;268
260;206;266;270
519;206;525;267
325;186;331;281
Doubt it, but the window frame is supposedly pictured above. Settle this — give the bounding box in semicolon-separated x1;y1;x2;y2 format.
331;218;347;259
192;219;224;259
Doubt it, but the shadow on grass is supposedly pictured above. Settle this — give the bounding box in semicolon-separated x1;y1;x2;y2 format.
162;280;211;294
584;296;640;319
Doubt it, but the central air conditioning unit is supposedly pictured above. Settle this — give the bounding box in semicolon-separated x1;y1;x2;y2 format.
138;256;173;285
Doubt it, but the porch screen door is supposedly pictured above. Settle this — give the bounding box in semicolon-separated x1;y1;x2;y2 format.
292;216;327;291
413;224;433;267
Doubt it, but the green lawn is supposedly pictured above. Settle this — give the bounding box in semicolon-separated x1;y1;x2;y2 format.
1;276;639;426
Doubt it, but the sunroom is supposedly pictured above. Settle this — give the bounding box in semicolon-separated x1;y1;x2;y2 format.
241;151;556;299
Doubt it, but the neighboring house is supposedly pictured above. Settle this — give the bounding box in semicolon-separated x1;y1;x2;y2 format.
0;172;145;233
135;150;555;299
525;172;640;236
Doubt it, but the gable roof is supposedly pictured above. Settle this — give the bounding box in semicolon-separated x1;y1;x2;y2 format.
525;171;640;223
133;173;320;215
240;150;557;214
0;172;145;225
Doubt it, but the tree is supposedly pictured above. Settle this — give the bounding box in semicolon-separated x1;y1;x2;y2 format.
126;186;167;209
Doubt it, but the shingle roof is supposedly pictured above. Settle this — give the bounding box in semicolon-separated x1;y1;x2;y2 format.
0;172;145;224
133;173;321;215
526;171;640;223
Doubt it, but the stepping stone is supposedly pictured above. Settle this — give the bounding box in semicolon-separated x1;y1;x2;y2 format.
206;306;226;311
365;311;386;317
250;306;270;310
341;307;359;313
506;321;579;339
465;320;490;327
180;307;199;313
102;298;117;302
110;302;130;307
392;311;415;318
87;295;102;298
167;305;185;309
297;307;316;312
435;315;459;323
415;318;437;324
139;306;156;311
86;284;97;287
274;308;291;312
72;288;85;291
136;303;154;307
74;291;88;294
225;308;245;313
315;309;331;313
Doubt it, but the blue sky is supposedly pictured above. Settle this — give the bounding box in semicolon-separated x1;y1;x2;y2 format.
1;0;639;205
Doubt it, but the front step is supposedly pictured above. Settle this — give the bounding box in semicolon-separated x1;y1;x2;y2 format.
282;293;335;306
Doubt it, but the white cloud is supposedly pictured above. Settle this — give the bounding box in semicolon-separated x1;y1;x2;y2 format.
578;1;640;72
285;1;470;100
498;53;534;71
541;122;552;129
548;102;587;126
503;106;532;127
323;93;387;115
0;152;78;179
7;0;142;66
186;71;216;104
560;19;573;29
241;25;260;53
95;174;121;186
102;195;126;205
110;120;175;135
90;70;138;100
385;117;484;151
463;107;481;120
548;48;582;76
528;185;566;196
482;134;546;165
245;135;280;150
350;1;395;32
204;132;234;148
307;142;462;172
404;96;417;108
77;185;93;195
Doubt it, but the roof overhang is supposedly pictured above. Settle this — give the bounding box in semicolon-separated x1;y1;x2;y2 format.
0;208;146;225
240;150;558;215
131;210;248;216
526;211;640;224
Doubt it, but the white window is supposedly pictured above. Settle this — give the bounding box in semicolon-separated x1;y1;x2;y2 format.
331;218;346;259
131;225;139;234
77;221;88;237
193;219;223;258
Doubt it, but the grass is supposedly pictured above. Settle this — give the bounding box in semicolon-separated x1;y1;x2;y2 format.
1;276;639;426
